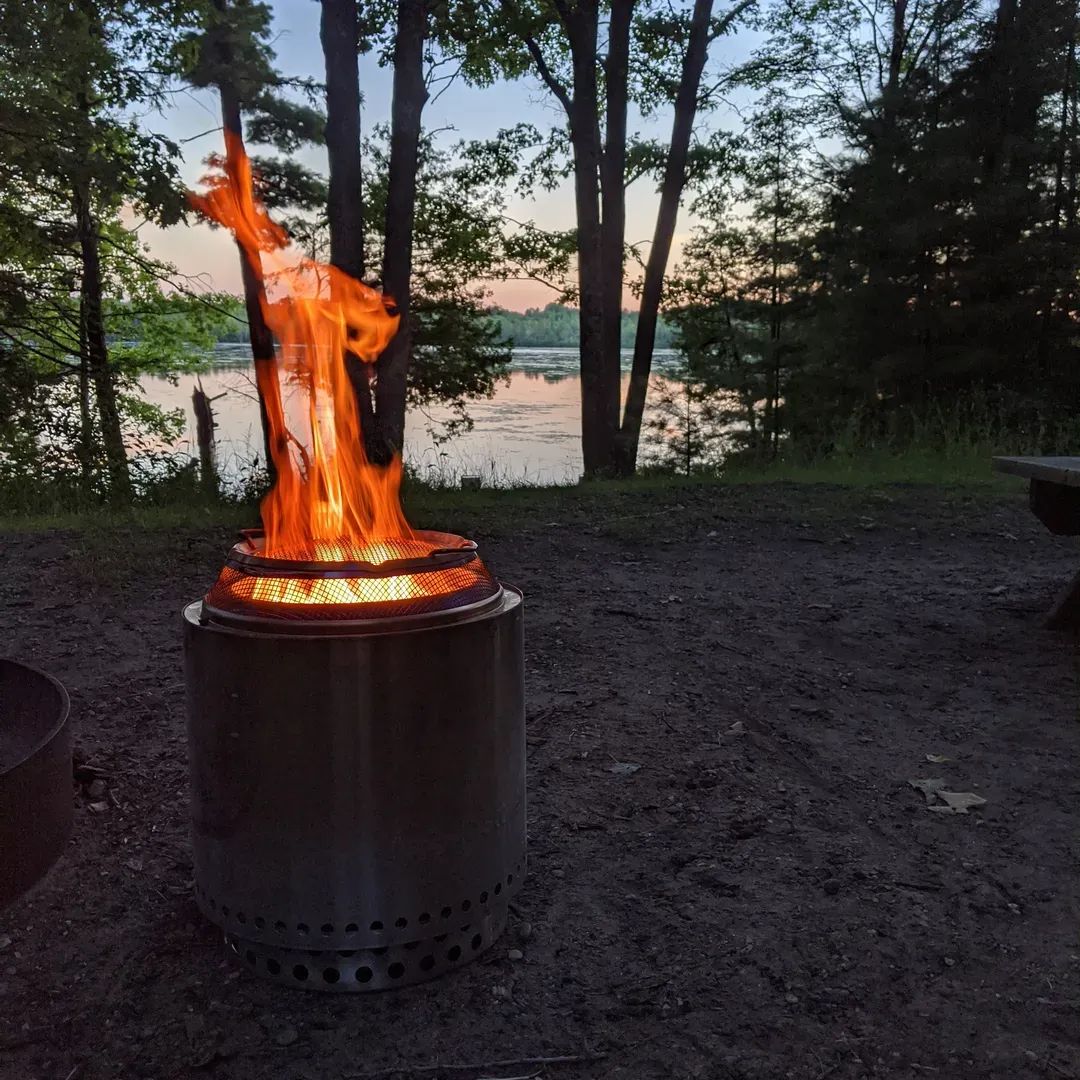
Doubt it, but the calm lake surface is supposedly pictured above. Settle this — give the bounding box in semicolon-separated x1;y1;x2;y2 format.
141;346;681;486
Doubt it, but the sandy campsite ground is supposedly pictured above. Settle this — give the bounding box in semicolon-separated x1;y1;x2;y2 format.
0;481;1077;1080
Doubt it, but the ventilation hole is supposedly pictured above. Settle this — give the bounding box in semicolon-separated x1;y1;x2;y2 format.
228;939;239;954
434;934;448;943
471;934;483;951
461;900;472;913
395;917;408;929
209;899;217;911
388;962;405;979
480;891;489;904
266;958;281;976
440;906;452;919
419;912;431;925
356;966;374;984
321;924;334;935
420;954;436;971
370;920;384;932
293;965;309;982
254;917;265;930
447;945;462;962
338;950;356;959
507;874;514;885
237;912;247;925
404;941;419;951
221;906;231;918
274;921;286;934
494;883;502;896
323;967;340;985
460;924;472;934
345;923;359;934
296;923;309;936
245;950;257;966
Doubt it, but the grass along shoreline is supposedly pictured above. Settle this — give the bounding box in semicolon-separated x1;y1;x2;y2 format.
0;445;1027;538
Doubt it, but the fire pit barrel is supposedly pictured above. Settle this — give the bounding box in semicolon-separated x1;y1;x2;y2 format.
183;569;525;992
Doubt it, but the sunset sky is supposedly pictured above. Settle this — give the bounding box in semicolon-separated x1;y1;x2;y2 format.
137;0;756;312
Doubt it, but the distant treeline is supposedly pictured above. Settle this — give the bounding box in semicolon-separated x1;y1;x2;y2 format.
211;301;675;350
491;304;676;349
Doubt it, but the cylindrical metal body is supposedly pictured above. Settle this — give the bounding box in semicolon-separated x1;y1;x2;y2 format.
183;587;525;991
0;659;72;912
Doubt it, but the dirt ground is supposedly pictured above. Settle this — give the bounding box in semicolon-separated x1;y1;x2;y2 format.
0;482;1077;1080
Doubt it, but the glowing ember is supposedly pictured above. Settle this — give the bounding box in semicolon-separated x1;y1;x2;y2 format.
191;131;408;566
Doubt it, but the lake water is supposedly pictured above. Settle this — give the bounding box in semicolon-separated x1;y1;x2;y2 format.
141;346;682;486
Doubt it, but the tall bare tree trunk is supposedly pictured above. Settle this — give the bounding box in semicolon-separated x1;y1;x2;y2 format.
375;0;429;463
210;0;279;483
73;178;131;503
618;0;722;474
561;1;609;476
598;0;635;476
320;0;377;450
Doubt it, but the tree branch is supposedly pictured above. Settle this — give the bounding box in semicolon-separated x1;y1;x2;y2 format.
708;0;757;42
0;330;80;372
499;0;574;115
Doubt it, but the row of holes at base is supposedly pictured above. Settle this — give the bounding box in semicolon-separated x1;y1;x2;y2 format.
198;860;523;939
227;931;487;985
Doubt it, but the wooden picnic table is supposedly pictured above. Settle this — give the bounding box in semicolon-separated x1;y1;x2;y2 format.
993;455;1080;630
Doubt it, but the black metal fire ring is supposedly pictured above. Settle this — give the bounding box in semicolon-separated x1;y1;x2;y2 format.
0;658;72;912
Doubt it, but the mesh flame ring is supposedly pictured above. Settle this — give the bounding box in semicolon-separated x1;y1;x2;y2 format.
202;531;501;625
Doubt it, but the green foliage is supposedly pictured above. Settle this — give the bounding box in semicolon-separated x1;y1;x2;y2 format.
665;0;1080;468
493;303;677;348
0;0;240;506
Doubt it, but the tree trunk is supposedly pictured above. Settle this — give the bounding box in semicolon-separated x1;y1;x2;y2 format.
193;381;219;498
769;138;783;459
598;0;635;475
562;1;609;476
374;0;429;463
1037;15;1075;370
885;0;908;106
77;316;94;493
210;0;280;483
322;0;364;282
617;0;716;475
73;178;131;503
320;0;376;454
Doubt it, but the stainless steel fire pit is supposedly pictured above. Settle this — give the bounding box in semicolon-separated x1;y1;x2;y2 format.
183;532;525;991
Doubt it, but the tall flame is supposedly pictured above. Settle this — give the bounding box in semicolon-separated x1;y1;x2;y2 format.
191;130;408;562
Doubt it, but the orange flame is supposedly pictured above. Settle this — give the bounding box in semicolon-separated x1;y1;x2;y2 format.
191;130;410;565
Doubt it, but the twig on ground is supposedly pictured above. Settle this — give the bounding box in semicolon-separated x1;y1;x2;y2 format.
476;1070;542;1080
343;1053;606;1079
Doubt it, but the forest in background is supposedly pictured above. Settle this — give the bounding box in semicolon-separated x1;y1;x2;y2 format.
210;302;677;350
3;0;1080;511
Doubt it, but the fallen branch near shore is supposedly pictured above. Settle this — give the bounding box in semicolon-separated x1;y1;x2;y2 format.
343;1053;607;1078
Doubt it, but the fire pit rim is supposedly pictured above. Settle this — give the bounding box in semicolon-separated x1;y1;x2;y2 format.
228;529;479;579
0;658;70;777
193;582;512;637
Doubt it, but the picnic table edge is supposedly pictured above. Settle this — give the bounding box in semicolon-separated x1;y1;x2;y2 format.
992;456;1080;488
